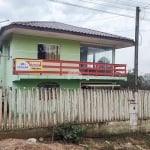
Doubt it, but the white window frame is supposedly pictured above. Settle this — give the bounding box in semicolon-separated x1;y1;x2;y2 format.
38;43;60;60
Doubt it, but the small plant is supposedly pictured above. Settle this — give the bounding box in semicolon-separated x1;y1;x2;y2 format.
54;122;86;143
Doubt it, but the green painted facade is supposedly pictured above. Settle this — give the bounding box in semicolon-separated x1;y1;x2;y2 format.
11;34;80;61
0;33;126;89
0;39;12;87
13;79;80;89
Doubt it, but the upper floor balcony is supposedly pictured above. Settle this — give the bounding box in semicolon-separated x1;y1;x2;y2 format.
13;58;126;78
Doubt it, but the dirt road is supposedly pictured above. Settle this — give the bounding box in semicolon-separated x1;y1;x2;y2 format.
0;134;150;150
0;139;83;150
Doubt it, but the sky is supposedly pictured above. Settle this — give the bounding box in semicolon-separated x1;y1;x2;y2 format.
0;0;150;74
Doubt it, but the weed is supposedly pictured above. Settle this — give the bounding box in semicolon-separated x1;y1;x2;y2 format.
54;122;86;143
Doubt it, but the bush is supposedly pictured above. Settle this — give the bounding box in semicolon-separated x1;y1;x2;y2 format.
54;122;86;143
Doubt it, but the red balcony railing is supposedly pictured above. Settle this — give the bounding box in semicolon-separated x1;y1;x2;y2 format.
13;58;126;77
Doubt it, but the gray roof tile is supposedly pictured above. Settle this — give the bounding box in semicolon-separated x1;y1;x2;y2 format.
10;21;134;42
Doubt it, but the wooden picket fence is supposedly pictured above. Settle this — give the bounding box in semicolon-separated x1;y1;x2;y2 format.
0;88;150;130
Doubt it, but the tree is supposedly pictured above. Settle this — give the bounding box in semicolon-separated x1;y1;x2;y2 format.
119;70;150;90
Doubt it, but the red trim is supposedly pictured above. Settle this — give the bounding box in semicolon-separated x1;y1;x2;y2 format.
13;58;127;77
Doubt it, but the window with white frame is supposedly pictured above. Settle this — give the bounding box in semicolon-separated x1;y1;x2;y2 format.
37;43;60;60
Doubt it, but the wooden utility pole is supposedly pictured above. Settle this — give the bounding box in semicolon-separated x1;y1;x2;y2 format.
129;6;140;130
134;6;140;92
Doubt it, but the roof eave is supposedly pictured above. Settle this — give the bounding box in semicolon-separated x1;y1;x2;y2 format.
0;24;135;48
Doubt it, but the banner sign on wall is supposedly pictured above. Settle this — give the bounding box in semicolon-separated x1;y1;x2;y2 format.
15;59;43;71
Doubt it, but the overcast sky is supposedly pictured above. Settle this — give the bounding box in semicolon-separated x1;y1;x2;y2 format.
0;0;150;74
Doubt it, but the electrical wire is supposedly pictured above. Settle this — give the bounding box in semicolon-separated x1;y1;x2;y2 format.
48;0;135;18
77;0;150;15
101;0;150;7
83;0;136;9
86;0;150;13
48;0;150;22
77;0;135;11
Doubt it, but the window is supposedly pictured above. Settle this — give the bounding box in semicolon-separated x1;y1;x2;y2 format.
80;44;112;63
81;82;117;89
38;44;60;60
38;82;60;100
38;82;60;88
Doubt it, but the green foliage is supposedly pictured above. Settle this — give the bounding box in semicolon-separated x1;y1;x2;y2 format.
119;70;150;90
54;122;86;143
119;70;135;89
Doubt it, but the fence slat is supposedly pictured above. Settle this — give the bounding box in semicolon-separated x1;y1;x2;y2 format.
1;88;150;130
8;88;12;128
27;89;31;128
3;89;7;129
79;89;83;123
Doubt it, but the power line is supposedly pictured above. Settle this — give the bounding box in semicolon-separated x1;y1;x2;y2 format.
90;0;150;12
87;0;137;9
48;0;150;21
48;0;135;18
77;0;135;11
77;0;150;15
104;0;150;7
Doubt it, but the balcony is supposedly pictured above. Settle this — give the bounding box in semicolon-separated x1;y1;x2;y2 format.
13;58;126;77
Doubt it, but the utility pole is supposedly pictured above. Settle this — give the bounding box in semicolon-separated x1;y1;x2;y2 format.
129;6;140;130
134;6;140;92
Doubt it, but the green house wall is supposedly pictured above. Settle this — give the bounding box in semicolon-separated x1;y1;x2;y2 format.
11;34;80;61
13;79;80;89
0;33;126;89
1;34;81;88
0;40;12;87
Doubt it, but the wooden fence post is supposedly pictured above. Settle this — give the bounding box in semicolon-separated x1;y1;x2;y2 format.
129;91;138;130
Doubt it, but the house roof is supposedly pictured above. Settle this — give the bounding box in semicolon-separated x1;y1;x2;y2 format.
0;21;134;48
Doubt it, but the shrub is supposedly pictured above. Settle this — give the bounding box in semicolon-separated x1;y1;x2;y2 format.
54;122;86;143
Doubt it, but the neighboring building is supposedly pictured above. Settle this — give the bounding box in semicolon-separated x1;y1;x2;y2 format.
0;21;134;89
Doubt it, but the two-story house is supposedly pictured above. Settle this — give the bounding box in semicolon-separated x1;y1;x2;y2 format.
0;21;134;89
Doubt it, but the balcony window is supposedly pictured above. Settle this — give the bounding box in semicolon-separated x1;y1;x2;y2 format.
38;44;60;60
80;44;112;63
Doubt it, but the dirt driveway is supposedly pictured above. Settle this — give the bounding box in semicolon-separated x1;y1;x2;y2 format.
0;139;83;150
1;134;150;150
